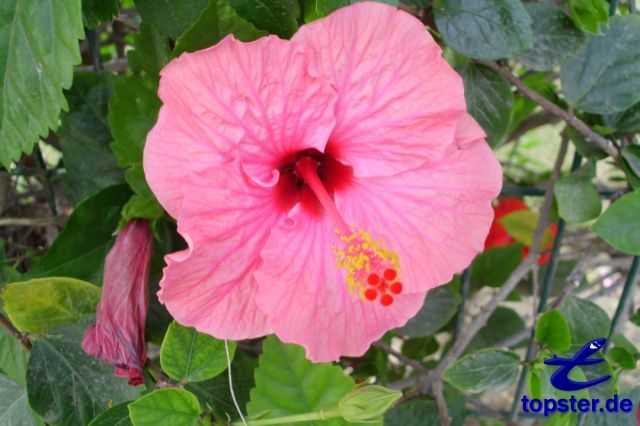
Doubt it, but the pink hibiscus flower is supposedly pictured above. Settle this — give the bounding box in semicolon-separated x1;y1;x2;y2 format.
143;2;502;361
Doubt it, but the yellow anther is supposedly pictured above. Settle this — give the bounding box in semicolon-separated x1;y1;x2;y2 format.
333;227;400;299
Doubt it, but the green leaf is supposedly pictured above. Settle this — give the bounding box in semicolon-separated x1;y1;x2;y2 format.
608;103;640;134
228;0;299;38
554;166;602;224
89;402;133;426
559;296;611;343
24;185;132;283
535;310;572;352
0;327;29;386
606;347;636;370
458;63;513;146
624;161;640;190
565;0;609;34
398;280;461;337
83;0;120;28
247;336;355;425
27;322;140;426
0;374;40;426
592;191;640;255
384;399;440;426
622;145;640;181
302;0;398;23
499;210;538;246
567;126;607;159
186;351;257;419
467;307;525;352
472;243;522;287
174;0;267;55
385;387;465;426
402;337;439;360
443;349;520;394
59;73;124;202
121;195;165;224
561;15;640;114
134;0;210;39
1;277;100;333
303;0;344;22
610;334;639;355
109;76;161;197
527;365;556;400
127;23;172;76
0;0;84;166
434;0;532;60
160;321;234;383
128;389;202;426
583;387;640;425
516;4;585;71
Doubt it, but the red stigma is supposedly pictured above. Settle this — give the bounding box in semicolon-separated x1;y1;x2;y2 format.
367;273;381;286
364;288;378;301
383;268;397;281
380;294;393;306
390;282;403;294
363;273;403;306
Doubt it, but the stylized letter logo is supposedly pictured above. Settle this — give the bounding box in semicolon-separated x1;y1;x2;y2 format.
544;338;611;391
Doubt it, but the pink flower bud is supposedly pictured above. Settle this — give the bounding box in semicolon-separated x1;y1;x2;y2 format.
82;219;152;386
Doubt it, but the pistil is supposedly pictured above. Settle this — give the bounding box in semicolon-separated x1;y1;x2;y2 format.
295;157;350;233
294;156;403;306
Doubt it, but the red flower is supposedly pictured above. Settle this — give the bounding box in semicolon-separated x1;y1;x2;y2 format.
484;198;557;265
82;219;152;386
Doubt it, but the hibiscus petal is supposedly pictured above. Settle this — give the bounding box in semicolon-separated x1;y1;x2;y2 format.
255;212;426;362
293;2;466;177
158;160;281;339
335;116;502;294
144;34;337;216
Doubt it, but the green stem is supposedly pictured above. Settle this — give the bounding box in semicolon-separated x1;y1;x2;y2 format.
606;256;640;346
232;408;341;426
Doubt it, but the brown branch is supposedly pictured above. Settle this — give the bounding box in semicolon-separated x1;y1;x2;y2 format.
432;379;450;426
372;341;430;375
0;217;66;227
75;58;128;74
479;61;620;159
0;312;32;351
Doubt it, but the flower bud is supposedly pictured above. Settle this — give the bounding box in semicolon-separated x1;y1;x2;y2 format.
82;219;152;386
338;384;401;423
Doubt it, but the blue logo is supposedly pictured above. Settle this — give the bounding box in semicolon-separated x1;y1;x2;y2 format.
544;338;612;391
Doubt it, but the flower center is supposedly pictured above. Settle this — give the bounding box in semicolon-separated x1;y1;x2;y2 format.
274;148;353;215
293;156;402;306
